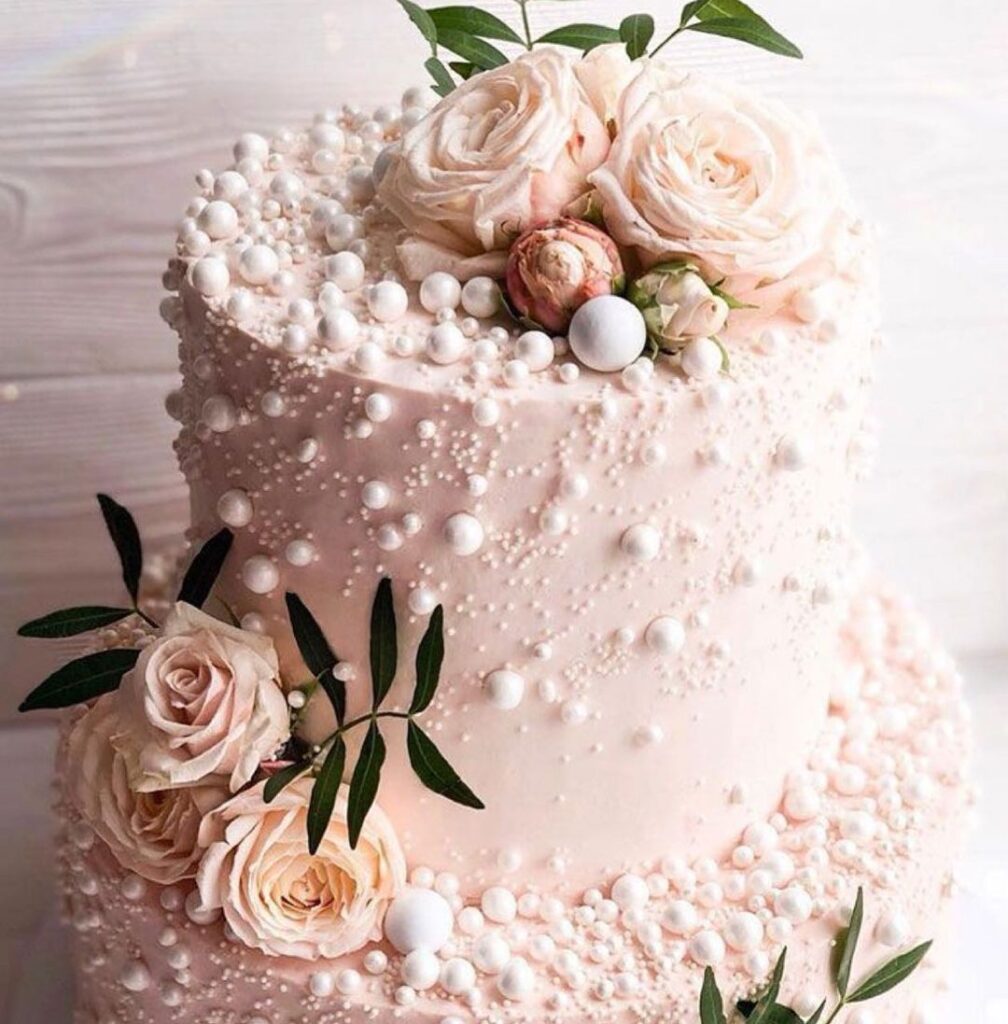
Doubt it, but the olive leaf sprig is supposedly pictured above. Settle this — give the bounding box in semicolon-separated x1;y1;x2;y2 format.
699;888;932;1024
17;494;233;712
266;578;484;853
396;0;802;98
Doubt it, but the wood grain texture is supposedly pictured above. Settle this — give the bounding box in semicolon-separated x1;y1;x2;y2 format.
2;1;1006;720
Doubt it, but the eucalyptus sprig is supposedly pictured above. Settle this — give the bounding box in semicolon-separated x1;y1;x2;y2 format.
17;495;234;713
701;888;931;1024
395;0;802;97
267;578;483;853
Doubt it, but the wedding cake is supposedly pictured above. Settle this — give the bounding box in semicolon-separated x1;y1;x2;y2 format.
19;6;971;1023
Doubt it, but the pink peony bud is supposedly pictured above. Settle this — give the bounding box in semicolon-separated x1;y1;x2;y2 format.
505;218;625;333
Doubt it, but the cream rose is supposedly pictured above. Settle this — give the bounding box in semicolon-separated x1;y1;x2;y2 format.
66;695;227;884
115;603;289;793
379;48;611;281
590;65;844;297
574;44;640;128
196;777;406;959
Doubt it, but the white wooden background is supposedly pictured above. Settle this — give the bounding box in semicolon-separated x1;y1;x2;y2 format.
1;1;1006;694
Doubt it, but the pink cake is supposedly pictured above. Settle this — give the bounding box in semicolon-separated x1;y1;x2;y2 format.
20;12;972;1024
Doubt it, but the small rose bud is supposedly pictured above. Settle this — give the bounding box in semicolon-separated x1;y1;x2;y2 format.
627;261;729;351
505;218;625;333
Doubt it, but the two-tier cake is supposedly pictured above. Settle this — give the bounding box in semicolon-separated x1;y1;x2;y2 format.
18;6;972;1024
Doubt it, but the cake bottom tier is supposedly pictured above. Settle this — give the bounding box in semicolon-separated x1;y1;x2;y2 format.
58;582;971;1024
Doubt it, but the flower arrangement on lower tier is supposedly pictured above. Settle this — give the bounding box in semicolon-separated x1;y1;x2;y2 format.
18;494;481;957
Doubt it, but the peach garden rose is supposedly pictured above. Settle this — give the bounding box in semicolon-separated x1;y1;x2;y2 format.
196;776;407;960
379;48;611;281
115;602;289;793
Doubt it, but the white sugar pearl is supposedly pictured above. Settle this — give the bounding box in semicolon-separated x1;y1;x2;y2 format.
201;394;237;433
457;907;485;935
336;969;362;995
319;308;359;349
364;950;388;974
234;132;269;162
784;786;821;821
793;286;831;324
484;670;525;711
568;295;646;372
402;949;440;990
326;213;364;251
621;360;652;391
426;322;466;364
217;488;253;527
372;144;397;187
362;480;390;510
775;435;811;470
309;971;335;997
467;473;488;497
472;397;500;426
420;271;462;313
461;276;500;318
661;900;698;934
285;539;315;566
384;888;454;954
680;337;723;380
376;525;403;551
539;508;567;536
227;288;254;320
368;280;409;322
282;324;310;354
214;170;247;201
365;392;392;422
497;957;534;1000
295;437;319;463
503;359;530;388
441;957;476;995
774;886;812;924
875;910;910;947
198;200;238;239
473;934;510;974
688;930;725;966
516;330;554;372
644;616;685;655
310;122;345;152
443;512;484;555
724;912;763;952
269;170;303;201
260;390;285;417
621;523;661;562
353;340;382;373
482;886;518;923
120;961;151;992
409;586;437;616
318;281;345;309
347;164;376;203
560;699;587;725
242;555;279;594
189;256;230;296
611;874;649;910
325;251;365;291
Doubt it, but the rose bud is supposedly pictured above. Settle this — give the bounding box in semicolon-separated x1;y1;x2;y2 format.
505;218;625;333
627;261;730;352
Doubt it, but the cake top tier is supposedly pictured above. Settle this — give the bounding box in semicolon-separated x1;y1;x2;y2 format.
162;46;872;402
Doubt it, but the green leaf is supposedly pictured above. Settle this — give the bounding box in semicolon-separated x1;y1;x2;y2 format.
177;528;233;607
407;720;484;808
263;760;309;803
680;0;709;26
699;966;727;1024
747;948;787;1024
285;592;345;724
834;887;864;998
847;941;932;1003
369;578;398;709
437;29;508;68
425;56;456;97
619;14;654;59
535;23;621;52
397;0;438;51
97;493;143;605
18;606;134;638
448;60;478;79
684;17;803;59
347;722;386;848
428;6;523;44
805;1002;827;1024
306;737;347;854
18;648;140;712
410;605;444;714
738;1004;805;1024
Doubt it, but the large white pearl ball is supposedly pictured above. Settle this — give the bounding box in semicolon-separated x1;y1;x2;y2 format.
644;616;685;655
461;276;500;318
189;257;230;297
384;888;454;954
443;512;484;556
325;214;364;251
238;244;279;285
611;874;649;910
620;523;661;562
689;930;725;966
234;132;269;162
680;337;723;381
325;251;365;291
197;200;238;239
319;309;360;350
481;886;517;923
419;271;462;313
724;912;764;952
426;323;466;365
367;281;409;323
484;670;525;710
241;555;279;594
568;295;646;372
217;488;253;527
496;957;534;1001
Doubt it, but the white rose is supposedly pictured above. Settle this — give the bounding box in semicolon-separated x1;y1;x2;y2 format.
65;695;227;884
574;43;640;128
590;65;845;299
379;48;611;281
196;777;406;960
115;602;289;793
628;263;729;347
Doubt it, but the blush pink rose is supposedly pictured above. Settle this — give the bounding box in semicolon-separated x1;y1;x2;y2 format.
115;602;289;793
65;695;228;884
195;777;406;960
378;48;611;281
